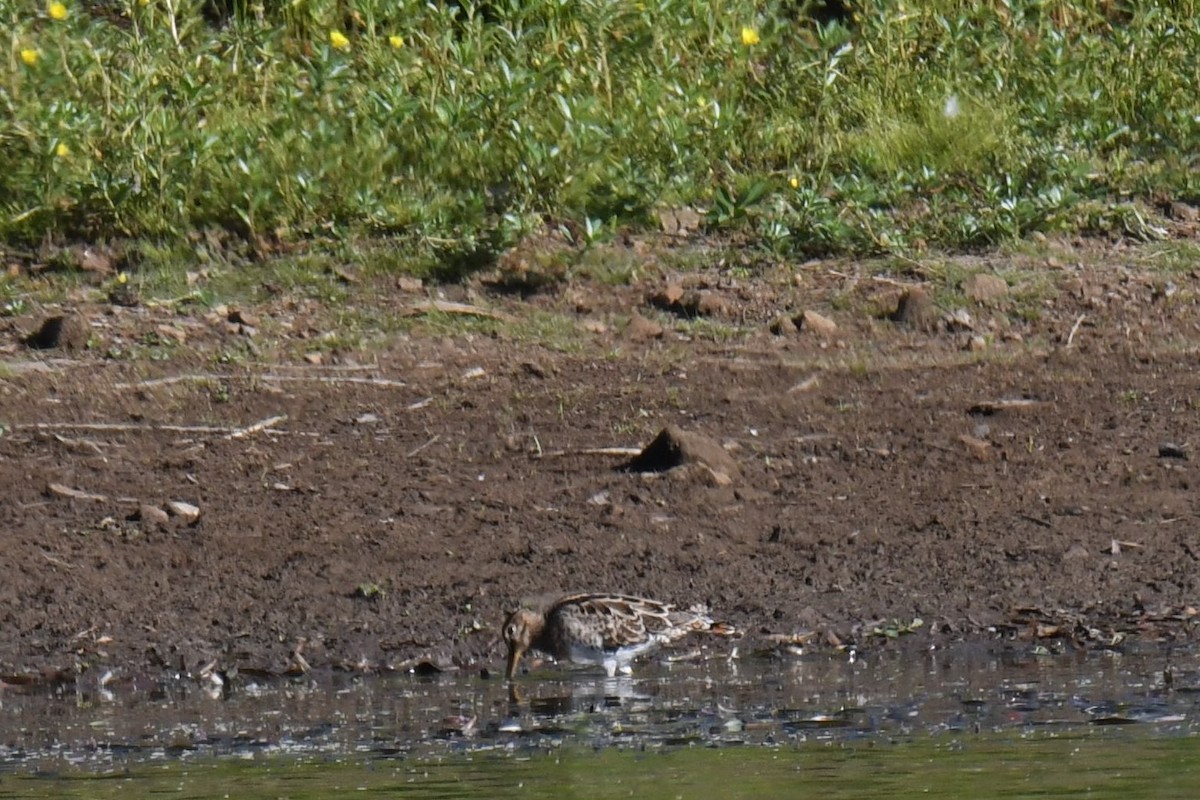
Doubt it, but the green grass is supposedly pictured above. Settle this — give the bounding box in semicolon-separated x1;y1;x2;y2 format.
1;0;1198;274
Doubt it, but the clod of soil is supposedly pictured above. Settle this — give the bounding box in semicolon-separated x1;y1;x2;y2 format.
769;315;798;336
621;425;739;481
165;500;202;524
963;273;1009;304
770;310;837;337
649;285;727;318
1159;443;1188;460
133;504;172;530
625;313;665;340
799;310;838;336
891;288;939;332
24;314;89;350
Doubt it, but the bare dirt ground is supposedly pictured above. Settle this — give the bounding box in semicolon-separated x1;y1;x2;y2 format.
2;235;1200;684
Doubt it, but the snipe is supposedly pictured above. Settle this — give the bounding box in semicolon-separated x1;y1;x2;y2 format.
502;592;736;679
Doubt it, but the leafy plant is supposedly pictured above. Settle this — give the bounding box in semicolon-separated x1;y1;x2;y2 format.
0;0;1195;268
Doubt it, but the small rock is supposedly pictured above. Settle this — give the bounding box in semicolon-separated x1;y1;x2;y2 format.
625;313;664;341
1062;543;1090;562
566;289;594;314
1159;443;1189;460
165;500;201;524
155;324;188;344
769;315;798;336
654;284;686;308
303;352;324;365
397;276;424;293
649;285;727;318
694;291;728;317
958;434;992;461
1156;281;1178;301
798;310;837;337
657;206;702;235
962;273;1009;304
1169;202;1198;222
76;247;116;275
943;308;974;332
520;361;547;379
890;288;939;332
135;504;171;529
108;281;140;308
228;308;260;328
966;335;988;352
580;318;608;334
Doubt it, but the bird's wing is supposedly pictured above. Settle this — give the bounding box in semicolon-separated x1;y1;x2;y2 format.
552;593;675;649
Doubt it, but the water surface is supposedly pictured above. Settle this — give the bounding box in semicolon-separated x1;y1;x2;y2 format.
3;641;1199;797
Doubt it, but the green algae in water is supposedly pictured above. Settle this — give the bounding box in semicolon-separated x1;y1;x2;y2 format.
5;733;1200;800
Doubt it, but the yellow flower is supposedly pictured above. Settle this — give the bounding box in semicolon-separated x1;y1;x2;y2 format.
789;176;799;189
48;1;68;20
55;142;70;158
389;35;404;49
741;26;760;46
117;271;128;284
329;30;350;51
20;48;40;66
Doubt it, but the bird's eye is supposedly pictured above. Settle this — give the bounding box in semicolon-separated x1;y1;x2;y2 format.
504;624;517;639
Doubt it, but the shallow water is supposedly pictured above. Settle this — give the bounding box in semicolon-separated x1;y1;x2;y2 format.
3;641;1200;797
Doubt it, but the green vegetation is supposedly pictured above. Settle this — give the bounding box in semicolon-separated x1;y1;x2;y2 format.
2;1;1197;271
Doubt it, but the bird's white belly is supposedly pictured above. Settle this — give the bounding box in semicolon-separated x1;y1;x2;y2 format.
569;639;660;676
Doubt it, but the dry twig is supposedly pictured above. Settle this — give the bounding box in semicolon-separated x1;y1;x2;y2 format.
23;421;235;435
115;373;407;390
406;435;441;458
399;300;516;323
41;552;77;570
46;483;108;502
534;447;643;459
227;414;288;440
1066;313;1086;348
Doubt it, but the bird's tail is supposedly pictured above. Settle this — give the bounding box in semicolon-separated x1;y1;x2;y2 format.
676;604;740;638
706;620;740;637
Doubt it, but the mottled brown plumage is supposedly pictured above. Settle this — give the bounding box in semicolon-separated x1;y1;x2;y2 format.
503;593;736;679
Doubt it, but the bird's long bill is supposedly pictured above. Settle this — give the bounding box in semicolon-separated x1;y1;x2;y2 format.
505;643;525;681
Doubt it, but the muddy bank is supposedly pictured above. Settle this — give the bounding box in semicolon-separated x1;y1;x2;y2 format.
2;247;1200;681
